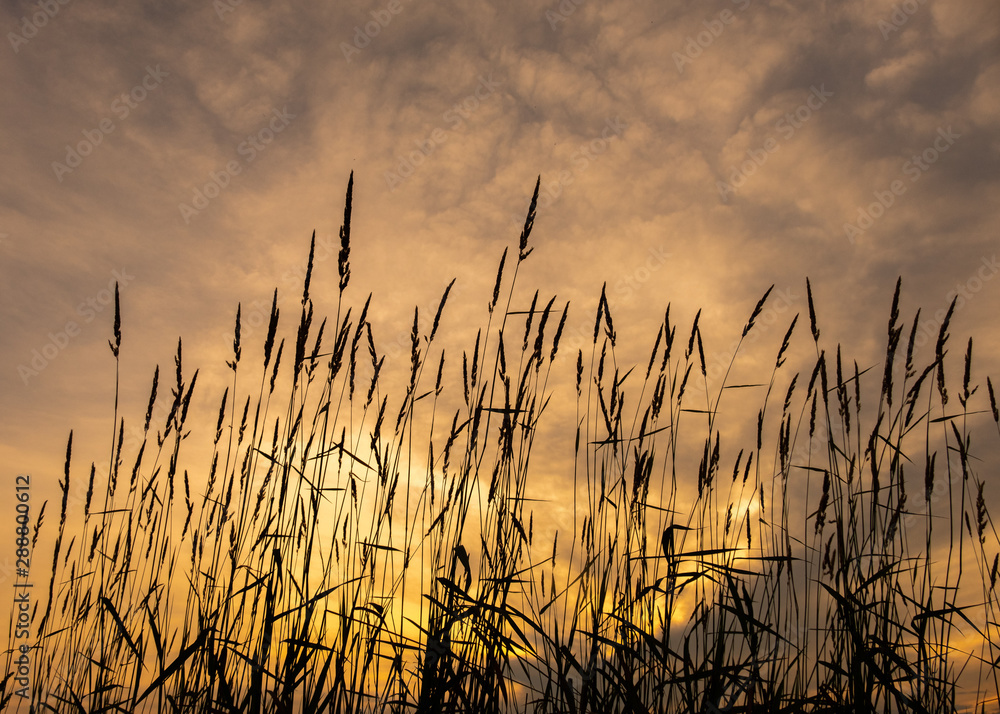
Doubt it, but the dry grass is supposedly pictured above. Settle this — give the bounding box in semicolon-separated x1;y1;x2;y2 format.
4;174;1000;713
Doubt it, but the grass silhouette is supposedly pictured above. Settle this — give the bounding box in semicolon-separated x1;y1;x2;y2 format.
4;175;1000;713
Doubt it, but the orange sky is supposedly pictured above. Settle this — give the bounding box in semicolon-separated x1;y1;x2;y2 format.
2;0;999;707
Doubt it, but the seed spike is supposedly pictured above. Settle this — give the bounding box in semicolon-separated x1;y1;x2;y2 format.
339;171;353;292
743;284;774;337
806;278;820;343
518;176;540;262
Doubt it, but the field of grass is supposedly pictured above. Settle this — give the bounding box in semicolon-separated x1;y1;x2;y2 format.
4;175;1000;713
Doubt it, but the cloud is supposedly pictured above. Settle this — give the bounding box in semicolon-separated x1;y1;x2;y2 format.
0;9;998;702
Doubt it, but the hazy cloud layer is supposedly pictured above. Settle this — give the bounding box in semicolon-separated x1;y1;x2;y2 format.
1;0;998;554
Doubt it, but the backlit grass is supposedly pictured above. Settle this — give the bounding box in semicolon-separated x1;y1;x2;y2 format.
4;175;1000;713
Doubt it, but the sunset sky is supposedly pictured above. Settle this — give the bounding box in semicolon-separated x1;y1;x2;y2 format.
2;0;999;686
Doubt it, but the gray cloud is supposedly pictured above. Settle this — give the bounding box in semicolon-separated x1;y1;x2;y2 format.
0;8;997;693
